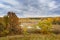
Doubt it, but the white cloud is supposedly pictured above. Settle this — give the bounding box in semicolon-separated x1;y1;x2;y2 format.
0;0;23;13
0;0;60;17
0;3;6;8
0;3;12;10
1;0;20;6
0;0;23;9
39;0;48;3
19;0;60;18
48;1;58;10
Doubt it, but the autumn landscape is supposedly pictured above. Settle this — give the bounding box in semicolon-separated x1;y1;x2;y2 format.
0;0;60;40
0;12;60;40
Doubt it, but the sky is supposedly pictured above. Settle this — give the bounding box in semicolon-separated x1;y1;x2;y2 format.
0;0;60;18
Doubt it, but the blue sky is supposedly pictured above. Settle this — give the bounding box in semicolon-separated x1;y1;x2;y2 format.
0;0;60;18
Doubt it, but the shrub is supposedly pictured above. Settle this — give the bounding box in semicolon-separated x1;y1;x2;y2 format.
37;20;52;34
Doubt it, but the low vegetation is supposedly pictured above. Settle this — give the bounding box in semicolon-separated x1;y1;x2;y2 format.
0;34;60;40
0;12;60;40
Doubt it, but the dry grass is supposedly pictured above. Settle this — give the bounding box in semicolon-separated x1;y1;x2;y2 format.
0;34;60;40
0;25;60;40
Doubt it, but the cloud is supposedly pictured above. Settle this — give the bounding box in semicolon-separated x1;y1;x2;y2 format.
0;0;60;18
14;0;60;17
0;0;22;16
0;3;6;8
0;3;11;9
48;1;58;10
0;0;20;6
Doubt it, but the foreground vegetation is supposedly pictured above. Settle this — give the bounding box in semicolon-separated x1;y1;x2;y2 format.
0;34;60;40
0;12;60;40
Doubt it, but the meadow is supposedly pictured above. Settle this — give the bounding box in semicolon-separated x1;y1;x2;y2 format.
0;34;60;40
0;12;60;40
